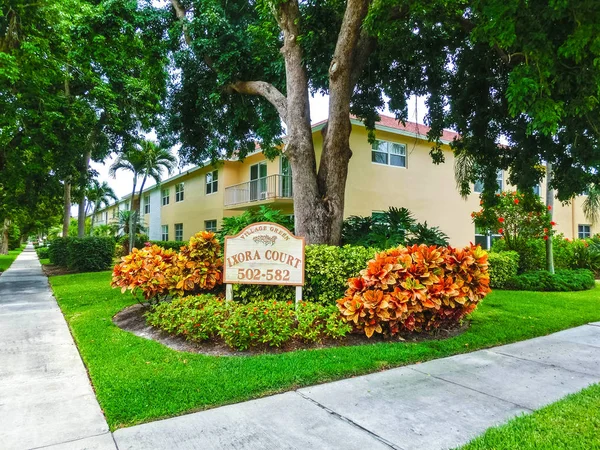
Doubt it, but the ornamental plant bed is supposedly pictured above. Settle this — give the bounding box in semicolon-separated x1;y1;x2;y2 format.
113;303;470;357
42;263;77;277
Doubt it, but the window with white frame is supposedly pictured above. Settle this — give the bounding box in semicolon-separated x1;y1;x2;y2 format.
175;183;184;202
162;188;170;206
371;140;407;167
205;220;217;232
578;224;591;239
143;195;150;214
474;170;503;194
532;184;541;197
474;225;501;250
206;170;218;194
161;225;169;241
175;223;183;241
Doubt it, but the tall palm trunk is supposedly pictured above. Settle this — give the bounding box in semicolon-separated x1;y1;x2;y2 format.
63;180;71;237
128;178;138;253
78;150;91;237
546;163;555;274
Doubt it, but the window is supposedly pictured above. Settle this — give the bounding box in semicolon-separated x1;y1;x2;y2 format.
578;224;591;239
162;188;170;206
532;184;541;197
143;195;150;214
372;140;406;167
161;225;169;241
175;223;183;241
474;170;503;194
112;208;117;219
475;225;501;250
175;183;184;202
205;220;217;232
206;170;218;194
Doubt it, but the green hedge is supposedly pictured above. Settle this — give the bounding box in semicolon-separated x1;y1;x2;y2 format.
48;237;71;266
233;244;378;304
488;251;520;289
36;247;50;259
504;269;595;292
67;237;115;272
149;240;187;251
117;234;150;251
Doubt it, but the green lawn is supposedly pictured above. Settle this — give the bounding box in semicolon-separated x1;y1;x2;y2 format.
0;246;24;272
49;271;600;430
460;383;600;449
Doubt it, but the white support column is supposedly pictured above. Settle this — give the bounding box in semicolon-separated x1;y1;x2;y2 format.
295;286;302;309
226;284;233;301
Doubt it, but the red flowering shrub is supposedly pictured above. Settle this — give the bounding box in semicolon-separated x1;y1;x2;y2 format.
337;244;490;337
472;191;554;249
111;245;177;303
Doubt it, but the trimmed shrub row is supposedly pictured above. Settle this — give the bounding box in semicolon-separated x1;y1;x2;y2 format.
488;251;519;289
232;245;378;305
36;247;50;259
146;294;351;351
49;237;115;272
504;269;595;292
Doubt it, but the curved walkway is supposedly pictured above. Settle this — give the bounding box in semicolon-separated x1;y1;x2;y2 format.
0;246;115;450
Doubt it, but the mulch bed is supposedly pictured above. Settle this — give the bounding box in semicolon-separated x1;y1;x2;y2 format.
41;263;77;277
113;304;470;357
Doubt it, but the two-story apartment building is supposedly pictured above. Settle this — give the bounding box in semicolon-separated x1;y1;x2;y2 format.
92;115;598;247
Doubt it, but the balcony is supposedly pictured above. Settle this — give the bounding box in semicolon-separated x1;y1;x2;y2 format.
224;174;293;209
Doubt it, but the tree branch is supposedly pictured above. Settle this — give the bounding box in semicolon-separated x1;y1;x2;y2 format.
169;0;191;45
226;81;288;122
458;16;525;66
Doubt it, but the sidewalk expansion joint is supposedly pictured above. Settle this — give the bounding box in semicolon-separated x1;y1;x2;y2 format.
490;346;600;376
408;367;533;413
294;390;403;450
29;431;114;450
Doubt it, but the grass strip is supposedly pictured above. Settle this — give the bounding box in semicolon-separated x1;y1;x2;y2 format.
49;271;600;430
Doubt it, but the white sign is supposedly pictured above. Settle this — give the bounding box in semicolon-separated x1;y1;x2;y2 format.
223;222;305;286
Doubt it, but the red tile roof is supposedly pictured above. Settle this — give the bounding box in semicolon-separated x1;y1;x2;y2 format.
312;114;459;143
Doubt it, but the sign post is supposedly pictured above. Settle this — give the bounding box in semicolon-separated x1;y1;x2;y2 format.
223;222;305;307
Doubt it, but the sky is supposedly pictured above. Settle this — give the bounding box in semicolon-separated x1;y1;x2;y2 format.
91;93;428;201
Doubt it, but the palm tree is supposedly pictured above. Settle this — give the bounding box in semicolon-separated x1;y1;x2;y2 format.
86;180;118;230
583;184;600;226
110;140;176;251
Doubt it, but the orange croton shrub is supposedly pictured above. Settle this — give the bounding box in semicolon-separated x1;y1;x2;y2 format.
337;244;490;337
111;245;177;303
111;231;223;302
168;231;223;296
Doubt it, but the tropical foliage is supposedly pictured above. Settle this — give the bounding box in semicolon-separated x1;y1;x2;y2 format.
111;232;222;302
217;206;294;242
337;244;490;337
146;295;351;351
342;207;449;248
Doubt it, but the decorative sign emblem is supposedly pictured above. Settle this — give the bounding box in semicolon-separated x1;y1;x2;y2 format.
223;222;305;287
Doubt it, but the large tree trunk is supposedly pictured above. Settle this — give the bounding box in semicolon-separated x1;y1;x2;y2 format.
78;150;91;237
280;0;370;245
0;219;9;255
63;180;71;237
546;162;555;274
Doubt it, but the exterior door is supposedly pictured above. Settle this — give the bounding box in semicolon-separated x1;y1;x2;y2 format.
281;156;292;197
250;162;267;201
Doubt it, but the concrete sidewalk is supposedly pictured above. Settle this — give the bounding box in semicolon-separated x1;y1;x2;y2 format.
0;246;115;450
113;323;600;450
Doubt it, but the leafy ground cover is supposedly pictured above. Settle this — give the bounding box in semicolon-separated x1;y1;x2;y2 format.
49;271;600;430
460;383;600;449
0;247;24;272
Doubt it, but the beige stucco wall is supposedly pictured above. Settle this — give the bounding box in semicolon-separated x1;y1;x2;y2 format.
91;123;597;245
313;125;481;246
